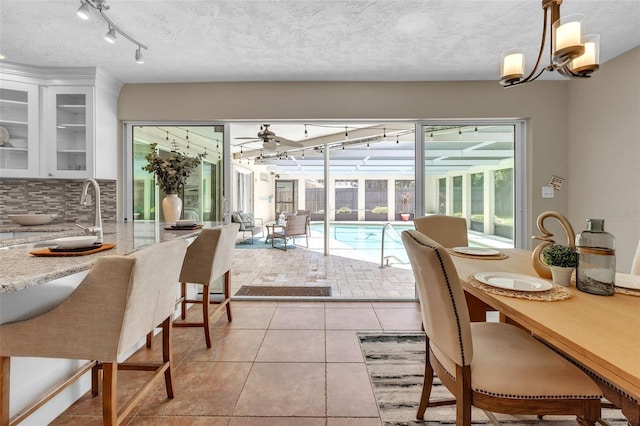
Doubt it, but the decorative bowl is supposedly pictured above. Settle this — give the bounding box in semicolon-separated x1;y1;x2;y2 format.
8;214;57;226
54;236;98;249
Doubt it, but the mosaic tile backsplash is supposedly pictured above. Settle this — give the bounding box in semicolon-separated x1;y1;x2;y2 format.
0;179;116;225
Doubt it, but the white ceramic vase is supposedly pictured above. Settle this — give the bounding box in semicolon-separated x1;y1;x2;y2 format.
162;193;182;222
550;265;574;287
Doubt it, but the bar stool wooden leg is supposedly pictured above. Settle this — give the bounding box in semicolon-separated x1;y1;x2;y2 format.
162;317;174;399
1;357;9;426
180;282;188;320
202;284;211;348
224;271;232;322
102;362;117;426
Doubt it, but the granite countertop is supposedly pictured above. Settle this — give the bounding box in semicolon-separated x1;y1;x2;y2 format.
0;221;218;294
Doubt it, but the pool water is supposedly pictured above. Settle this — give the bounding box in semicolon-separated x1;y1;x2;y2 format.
309;223;414;264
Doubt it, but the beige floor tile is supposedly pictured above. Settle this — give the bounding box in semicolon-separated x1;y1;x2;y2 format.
256;329;325;362
327;418;383;426
228;418;326;426
186;329;266;362
327;363;379;417
269;306;325;329
326;330;365;363
212;307;276;329
374;307;423;331
325;307;382;330
138;361;252;416
234;363;325;417
129;415;229;425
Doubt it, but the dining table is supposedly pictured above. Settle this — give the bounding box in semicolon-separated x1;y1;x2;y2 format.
449;248;640;426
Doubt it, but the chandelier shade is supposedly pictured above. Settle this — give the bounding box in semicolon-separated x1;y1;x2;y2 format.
499;0;600;87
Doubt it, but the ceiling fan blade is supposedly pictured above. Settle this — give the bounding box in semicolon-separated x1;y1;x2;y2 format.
235;137;262;140
264;140;278;150
275;137;303;148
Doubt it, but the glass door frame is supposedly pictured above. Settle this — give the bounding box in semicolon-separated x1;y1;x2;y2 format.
416;119;527;249
122;121;230;223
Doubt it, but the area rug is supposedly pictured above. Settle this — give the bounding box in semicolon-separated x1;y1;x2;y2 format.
358;333;627;426
234;239;297;250
234;285;331;297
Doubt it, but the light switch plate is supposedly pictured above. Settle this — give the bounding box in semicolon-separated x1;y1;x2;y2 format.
542;186;554;199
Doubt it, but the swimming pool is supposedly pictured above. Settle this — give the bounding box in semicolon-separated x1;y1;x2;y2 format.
309;223;413;265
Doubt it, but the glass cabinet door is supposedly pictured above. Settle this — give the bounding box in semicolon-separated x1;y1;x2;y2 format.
0;81;39;176
48;86;94;177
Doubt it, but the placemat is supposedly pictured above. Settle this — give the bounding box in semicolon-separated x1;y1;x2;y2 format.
163;224;203;231
615;287;640;297
448;248;509;260
467;275;572;301
29;243;117;257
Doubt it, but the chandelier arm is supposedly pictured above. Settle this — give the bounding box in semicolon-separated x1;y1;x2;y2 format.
504;67;548;88
519;8;550;84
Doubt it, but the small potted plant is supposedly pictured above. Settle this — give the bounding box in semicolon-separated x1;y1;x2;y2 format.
542;244;578;286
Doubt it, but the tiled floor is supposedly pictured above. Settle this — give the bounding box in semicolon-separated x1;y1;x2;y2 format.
231;240;417;299
52;300;423;425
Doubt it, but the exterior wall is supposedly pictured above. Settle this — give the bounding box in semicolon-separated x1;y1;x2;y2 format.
568;46;640;272
118;80;571;248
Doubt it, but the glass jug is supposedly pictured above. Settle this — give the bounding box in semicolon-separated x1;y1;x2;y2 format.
575;219;615;296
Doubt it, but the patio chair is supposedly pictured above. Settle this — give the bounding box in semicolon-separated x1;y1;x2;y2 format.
413;215;468;247
271;214;309;251
231;211;263;244
294;209;311;236
401;229;601;426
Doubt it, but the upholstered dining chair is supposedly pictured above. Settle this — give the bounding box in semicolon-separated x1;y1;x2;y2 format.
413;215;469;248
0;238;188;426
173;223;240;348
271;214;309;251
401;229;602;426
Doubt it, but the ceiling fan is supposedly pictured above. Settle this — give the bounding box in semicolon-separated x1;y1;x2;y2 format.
235;124;303;151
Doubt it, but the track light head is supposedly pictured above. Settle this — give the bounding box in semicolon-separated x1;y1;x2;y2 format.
76;1;91;20
135;47;144;64
104;27;116;44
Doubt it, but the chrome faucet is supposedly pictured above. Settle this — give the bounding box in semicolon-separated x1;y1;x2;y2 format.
77;178;103;243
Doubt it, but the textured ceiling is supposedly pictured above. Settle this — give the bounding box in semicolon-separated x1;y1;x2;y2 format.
1;0;638;84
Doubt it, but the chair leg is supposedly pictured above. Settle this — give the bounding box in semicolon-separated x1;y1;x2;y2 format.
417;339;434;420
145;331;153;349
102;362;117;426
161;317;174;399
223;271;232;322
202;284;211;348
455;364;472;426
180;281;188;320
91;362;100;396
1;357;9;426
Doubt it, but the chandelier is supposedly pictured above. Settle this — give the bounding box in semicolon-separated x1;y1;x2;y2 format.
499;0;600;87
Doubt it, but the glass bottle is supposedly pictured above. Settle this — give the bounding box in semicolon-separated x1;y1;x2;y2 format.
575;219;615;296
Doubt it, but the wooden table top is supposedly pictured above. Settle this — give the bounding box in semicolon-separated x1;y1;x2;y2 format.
451;248;640;400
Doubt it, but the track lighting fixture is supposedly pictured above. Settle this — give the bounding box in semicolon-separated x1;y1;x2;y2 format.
104;26;116;44
383;128;386;138
76;0;148;63
304;124;308;137
458;127;462;138
474;126;478;135
396;135;399;144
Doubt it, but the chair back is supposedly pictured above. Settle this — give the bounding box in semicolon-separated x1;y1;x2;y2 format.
179;223;240;286
413;215;468;248
401;229;473;367
285;214;308;236
118;238;188;357
0;239;188;361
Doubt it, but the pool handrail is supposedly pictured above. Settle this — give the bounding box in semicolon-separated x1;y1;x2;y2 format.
380;222;406;268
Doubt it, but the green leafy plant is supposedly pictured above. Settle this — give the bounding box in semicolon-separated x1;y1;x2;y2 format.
142;143;205;194
371;206;388;214
336;207;352;214
542;244;578;268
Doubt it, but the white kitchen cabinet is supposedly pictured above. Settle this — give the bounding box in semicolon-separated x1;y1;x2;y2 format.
0;80;39;177
45;86;95;178
0;63;121;179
